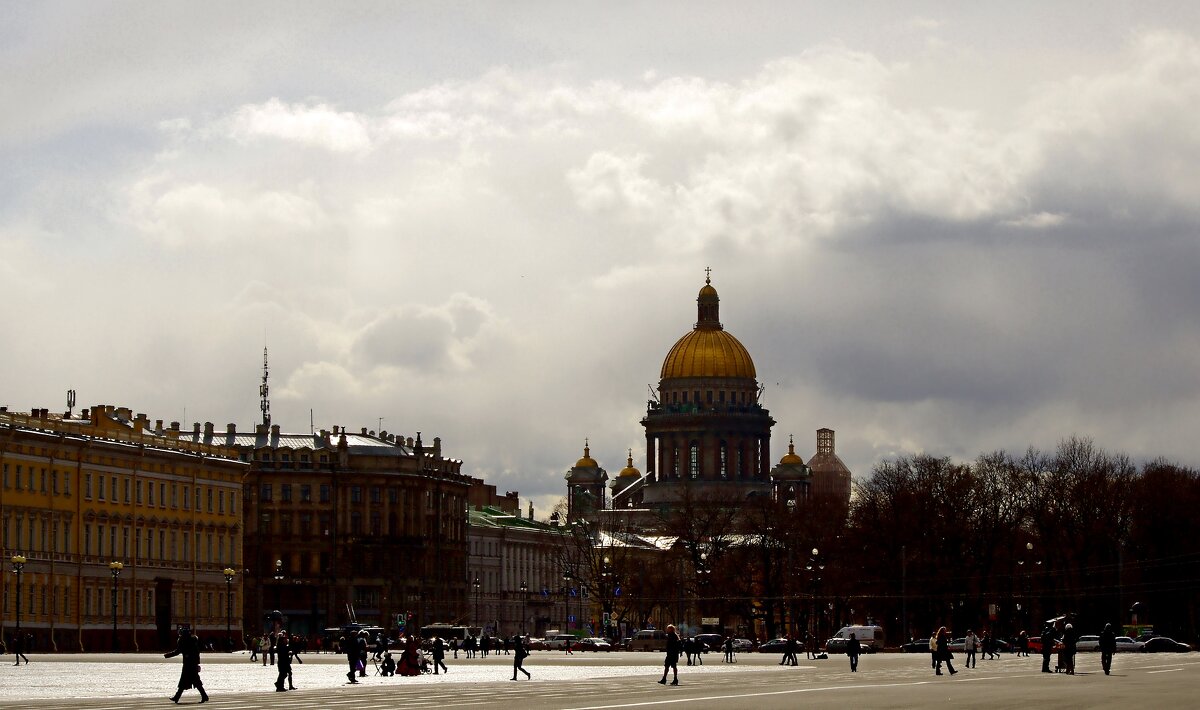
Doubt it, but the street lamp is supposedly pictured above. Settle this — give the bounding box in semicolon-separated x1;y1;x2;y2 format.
11;555;26;648
696;552;711;631
806;548;823;640
563;570;573;631
223;568;236;652
109;561;124;652
473;574;481;629
519;580;528;635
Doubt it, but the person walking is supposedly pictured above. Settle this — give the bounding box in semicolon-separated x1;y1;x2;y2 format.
1061;623;1078;675
259;635;270;666
964;630;978;668
450;636;459;659
11;632;29;665
658;624;681;686
274;632;293;692
249;635;258;663
511;635;531;680
723;637;734;663
356;630;369;678
847;633;861;672
934;626;957;676
782;635;797;666
1018;630;1029;657
1099;623;1116;675
165;626;208;704
343;634;361;683
432;636;448;675
1040;623;1056;673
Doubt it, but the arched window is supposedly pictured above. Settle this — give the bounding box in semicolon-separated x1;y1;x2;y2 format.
673;447;680;478
719;442;728;479
689;442;700;479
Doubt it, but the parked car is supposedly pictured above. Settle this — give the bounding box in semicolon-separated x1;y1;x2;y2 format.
1141;637;1191;653
629;629;668;652
758;638;790;653
525;637;548;651
575;637;612;652
827;636;877;654
731;638;754;652
1114;636;1144;652
1075;635;1101;652
544;634;578;651
901;638;932;653
694;633;724;651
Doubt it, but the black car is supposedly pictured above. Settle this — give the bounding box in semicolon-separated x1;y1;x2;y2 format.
757;638;790;653
901;638;932;653
1141;637;1191;653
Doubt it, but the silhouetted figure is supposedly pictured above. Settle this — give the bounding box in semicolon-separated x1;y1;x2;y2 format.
11;633;29;665
847;633;861;672
165;627;208;704
1099;623;1116;675
432;637;448;674
934;626;957;676
511;636;531;680
274;632;293;691
658;624;681;686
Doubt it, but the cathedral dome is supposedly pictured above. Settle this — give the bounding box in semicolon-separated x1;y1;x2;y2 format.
617;450;642;478
574;441;598;468
779;435;805;465
660;274;756;380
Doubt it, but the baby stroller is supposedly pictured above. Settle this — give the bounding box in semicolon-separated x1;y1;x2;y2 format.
417;650;432;674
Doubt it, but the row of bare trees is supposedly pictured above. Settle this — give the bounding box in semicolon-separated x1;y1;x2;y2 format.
550;437;1200;644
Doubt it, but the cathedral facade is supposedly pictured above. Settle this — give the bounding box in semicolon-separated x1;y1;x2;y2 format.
566;274;851;520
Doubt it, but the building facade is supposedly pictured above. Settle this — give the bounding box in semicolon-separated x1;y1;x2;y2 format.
467;505;566;638
176;423;470;637
0;405;246;652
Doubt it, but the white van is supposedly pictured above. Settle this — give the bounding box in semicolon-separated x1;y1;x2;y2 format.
825;625;884;653
629;629;669;652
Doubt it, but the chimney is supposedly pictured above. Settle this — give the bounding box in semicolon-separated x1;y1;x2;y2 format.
433;437;442;458
154;419;163;434
170;421;180;432
256;424;267;436
204;422;214;439
361;427;368;436
134;413;149;431
81;407;88;419
227;423;236;435
271;424;280;438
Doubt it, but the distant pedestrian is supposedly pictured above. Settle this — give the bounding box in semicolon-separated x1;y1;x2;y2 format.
1061;623;1077;675
380;651;396;676
1041;624;1056;673
847;633;861;672
451;637;459;659
274;632;293;691
723;637;734;663
432;637;448;675
1018;630;1029;657
356;630;370;677
782;635;797;666
964;630;978;668
343;635;361;683
934;626;957;676
259;636;270;666
165;626;208;704
249;636;259;663
658;624;680;686
511;636;531;680
1099;623;1116;675
10;632;29;665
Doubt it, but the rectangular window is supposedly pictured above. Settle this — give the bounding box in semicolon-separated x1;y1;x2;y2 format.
136;480;143;504
194;486;200;511
218;490;224;514
300;513;312;538
281;484;292;502
351;486;362;503
319;484;331;503
52;470;58;494
280;514;291;536
301;485;312;503
370;487;381;503
99;474;106;501
85;472;92;498
230;491;237;515
182;486;189;510
261;484;272;502
124;478;130;503
110;476;117;502
207;488;213;512
64;471;70;496
387;487;397;504
149;482;156;507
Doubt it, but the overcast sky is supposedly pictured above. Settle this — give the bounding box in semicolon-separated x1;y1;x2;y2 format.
4;2;1200;516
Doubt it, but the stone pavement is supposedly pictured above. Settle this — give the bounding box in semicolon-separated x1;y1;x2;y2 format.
0;649;1196;709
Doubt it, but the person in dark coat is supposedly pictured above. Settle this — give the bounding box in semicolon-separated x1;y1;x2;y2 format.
934;626;957;676
274;632;293;691
658;624;681;686
1099;623;1117;675
11;632;29;665
432;636;448;674
356;630;369;677
1041;623;1057;673
343;634;360;683
1061;623;1078;675
847;633;861;672
781;635;797;666
511;635;531;680
380;651;396;676
165;626;208;704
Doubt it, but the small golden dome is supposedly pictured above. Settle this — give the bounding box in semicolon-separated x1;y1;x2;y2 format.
779;435;805;465
618;449;642;478
574;440;598;468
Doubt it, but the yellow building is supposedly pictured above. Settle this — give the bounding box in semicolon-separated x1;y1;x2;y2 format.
1;405;246;652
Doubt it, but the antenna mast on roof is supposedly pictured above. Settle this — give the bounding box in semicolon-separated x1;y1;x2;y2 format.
260;346;271;426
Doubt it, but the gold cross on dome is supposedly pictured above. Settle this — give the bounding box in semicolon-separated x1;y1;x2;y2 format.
705;266;712;283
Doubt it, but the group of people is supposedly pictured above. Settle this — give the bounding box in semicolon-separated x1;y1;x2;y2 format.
961;628;1003;667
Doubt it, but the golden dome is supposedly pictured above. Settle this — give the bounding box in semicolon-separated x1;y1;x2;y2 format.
660;270;757;380
618;449;642;478
779;435;805;465
661;328;756;379
574;440;598;468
